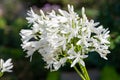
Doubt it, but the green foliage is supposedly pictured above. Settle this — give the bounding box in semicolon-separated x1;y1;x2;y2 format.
0;18;6;29
0;72;4;77
97;0;120;71
98;0;120;33
101;66;120;80
46;71;60;80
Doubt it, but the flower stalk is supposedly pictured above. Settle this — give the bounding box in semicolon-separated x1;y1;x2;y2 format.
79;62;90;80
73;62;90;80
74;66;86;80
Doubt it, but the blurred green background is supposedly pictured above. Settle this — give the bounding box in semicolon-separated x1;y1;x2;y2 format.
0;0;120;80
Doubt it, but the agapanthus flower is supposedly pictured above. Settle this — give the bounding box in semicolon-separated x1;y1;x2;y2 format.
20;5;110;71
0;58;13;73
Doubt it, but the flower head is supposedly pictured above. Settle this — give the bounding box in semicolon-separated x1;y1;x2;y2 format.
0;58;13;73
20;5;110;71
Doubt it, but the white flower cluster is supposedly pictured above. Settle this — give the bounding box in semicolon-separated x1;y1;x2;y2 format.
20;5;110;71
0;58;13;73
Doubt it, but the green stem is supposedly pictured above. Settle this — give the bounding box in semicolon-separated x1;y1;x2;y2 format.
73;66;86;80
79;62;90;80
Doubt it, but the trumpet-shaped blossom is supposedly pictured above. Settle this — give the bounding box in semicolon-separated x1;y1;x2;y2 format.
0;58;13;73
20;5;110;71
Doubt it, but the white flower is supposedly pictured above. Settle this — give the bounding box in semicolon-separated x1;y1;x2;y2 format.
53;58;67;71
70;53;88;67
20;29;34;43
20;4;110;71
0;58;13;73
21;41;40;61
67;45;88;67
26;8;40;24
